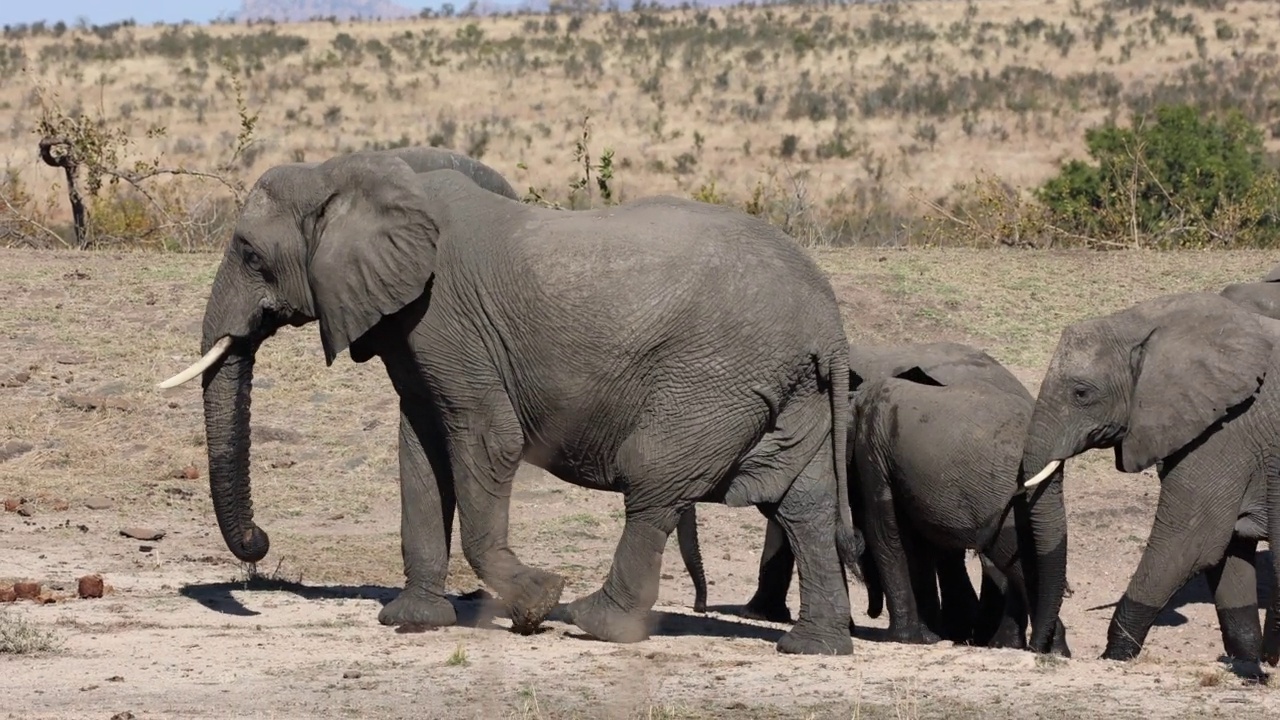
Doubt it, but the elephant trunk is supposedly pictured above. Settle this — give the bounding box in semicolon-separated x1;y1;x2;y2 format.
202;340;270;564
1019;427;1069;653
1263;458;1280;666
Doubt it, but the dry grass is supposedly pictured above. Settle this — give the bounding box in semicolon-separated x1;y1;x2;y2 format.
5;0;1280;246
0;608;62;654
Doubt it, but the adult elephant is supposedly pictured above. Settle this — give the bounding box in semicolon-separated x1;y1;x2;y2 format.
157;152;859;654
740;342;1070;655
1020;292;1280;662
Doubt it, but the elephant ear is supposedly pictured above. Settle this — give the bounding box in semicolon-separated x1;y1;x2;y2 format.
1119;297;1273;472
306;154;439;365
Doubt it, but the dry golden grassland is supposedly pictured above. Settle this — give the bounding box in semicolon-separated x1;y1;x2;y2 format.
4;0;1280;248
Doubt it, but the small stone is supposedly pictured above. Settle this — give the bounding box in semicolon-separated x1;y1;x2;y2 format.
270;459;296;470
119;527;166;541
3;497;21;512
55;354;87;365
0;586;15;602
13;581;40;600
0;370;30;387
78;574;105;599
16;505;33;517
342;670;362;679
110;711;135;720
172;464;200;479
84;496;113;510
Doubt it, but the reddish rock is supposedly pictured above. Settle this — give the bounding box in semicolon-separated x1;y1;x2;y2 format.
0;586;15;602
3;497;21;512
13;581;40;600
176;464;200;480
77;574;104;599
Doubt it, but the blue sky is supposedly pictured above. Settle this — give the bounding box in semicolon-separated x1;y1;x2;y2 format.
1;2;443;26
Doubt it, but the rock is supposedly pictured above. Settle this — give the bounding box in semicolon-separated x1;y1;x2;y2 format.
58;394;135;412
84;496;113;510
119;527;165;541
77;574;105;599
172;464;200;480
342;670;362;679
55;353;87;365
270;459;296;469
0;370;30;387
3;497;22;512
16;504;33;517
109;712;134;720
13;581;40;600
0;440;33;462
0;586;15;602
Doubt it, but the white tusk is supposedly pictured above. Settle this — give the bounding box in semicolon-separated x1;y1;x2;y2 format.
157;336;233;389
1023;460;1062;490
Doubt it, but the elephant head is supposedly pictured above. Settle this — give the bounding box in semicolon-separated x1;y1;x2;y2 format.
157;152;465;563
1021;292;1277;649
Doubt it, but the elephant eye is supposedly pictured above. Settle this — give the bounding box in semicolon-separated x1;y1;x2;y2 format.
1071;385;1092;404
243;245;264;273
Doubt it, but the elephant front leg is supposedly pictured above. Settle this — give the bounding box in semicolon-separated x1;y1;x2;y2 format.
566;505;676;643
769;449;854;656
450;393;564;634
1102;465;1237;662
378;404;458;628
742;515;795;623
1204;535;1262;661
859;461;937;645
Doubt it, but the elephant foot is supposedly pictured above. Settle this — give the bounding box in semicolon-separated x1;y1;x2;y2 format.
742;595;793;624
887;623;943;646
503;567;565;635
1050;621;1072;658
378;588;457;628
776;617;853;655
566;589;650;643
1218;606;1262;661
985;621;1026;651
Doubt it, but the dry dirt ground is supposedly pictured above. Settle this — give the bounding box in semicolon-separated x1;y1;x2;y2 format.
3;247;1280;719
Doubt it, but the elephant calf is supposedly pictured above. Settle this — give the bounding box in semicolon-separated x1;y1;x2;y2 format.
1023;291;1280;662
739;342;1071;655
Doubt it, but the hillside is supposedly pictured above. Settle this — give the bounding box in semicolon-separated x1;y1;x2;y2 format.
236;0;419;22
4;0;1280;247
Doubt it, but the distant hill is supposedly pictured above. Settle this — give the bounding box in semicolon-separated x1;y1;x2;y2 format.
235;0;419;22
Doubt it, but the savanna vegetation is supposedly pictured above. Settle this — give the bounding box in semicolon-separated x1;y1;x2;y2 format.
3;0;1280;251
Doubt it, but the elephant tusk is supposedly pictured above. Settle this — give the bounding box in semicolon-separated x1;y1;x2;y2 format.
157;336;233;389
1023;460;1062;490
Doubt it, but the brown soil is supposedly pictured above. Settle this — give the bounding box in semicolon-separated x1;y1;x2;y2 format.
1;247;1278;718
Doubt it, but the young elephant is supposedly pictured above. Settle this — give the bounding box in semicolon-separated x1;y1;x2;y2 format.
158;152;859;655
1022;292;1280;662
741;342;1070;655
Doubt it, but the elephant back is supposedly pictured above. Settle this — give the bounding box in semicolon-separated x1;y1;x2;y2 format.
371;146;520;200
849;341;1030;400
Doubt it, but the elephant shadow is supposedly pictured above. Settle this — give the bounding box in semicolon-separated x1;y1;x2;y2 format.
177;579;787;642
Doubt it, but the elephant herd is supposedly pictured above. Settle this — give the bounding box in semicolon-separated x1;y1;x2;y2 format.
154;144;1280;666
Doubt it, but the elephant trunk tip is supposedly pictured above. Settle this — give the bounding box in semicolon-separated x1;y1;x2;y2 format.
225;524;270;564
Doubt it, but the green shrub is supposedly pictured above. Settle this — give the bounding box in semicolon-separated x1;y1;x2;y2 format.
1036;104;1280;247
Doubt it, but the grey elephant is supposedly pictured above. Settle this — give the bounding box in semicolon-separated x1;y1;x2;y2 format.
1219;263;1280;319
157;151;861;654
1021;291;1280;662
738;342;1070;655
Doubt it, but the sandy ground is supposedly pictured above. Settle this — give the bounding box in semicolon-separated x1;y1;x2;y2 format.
2;248;1279;719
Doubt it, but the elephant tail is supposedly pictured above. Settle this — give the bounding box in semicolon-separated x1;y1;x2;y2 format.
825;343;865;583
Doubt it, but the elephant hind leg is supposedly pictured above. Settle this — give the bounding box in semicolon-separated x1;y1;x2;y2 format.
933;548;979;643
769;442;853;656
742;515;796;623
1204;535;1261;660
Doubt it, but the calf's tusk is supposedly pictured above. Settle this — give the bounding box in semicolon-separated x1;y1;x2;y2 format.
157;336;233;389
1023;459;1062;490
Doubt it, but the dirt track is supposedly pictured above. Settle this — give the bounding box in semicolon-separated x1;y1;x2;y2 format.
2;248;1279;719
